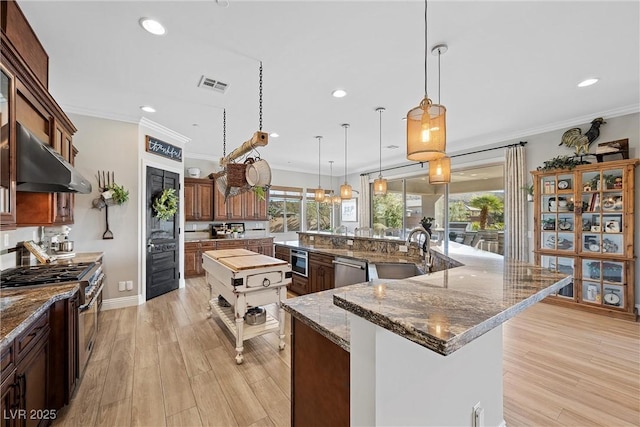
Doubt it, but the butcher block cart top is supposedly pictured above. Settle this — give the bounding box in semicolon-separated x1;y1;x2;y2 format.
202;249;292;364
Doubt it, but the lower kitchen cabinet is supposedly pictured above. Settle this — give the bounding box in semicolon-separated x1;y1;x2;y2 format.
274;245;290;262
290;274;309;295
292;318;349;427
17;334;49;427
309;253;335;293
1;372;16;427
48;292;79;409
185;242;200;278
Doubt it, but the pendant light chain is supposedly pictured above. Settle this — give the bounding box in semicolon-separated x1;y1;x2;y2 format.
258;61;263;131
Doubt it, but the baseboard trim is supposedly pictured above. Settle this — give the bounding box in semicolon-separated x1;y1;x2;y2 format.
101;295;141;311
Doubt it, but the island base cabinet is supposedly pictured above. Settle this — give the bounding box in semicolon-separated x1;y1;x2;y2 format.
1;373;17;427
291;318;349;427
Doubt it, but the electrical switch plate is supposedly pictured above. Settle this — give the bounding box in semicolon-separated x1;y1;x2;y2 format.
527;230;533;238
472;402;484;427
310;236;314;241
398;245;408;253
3;234;9;247
118;281;126;291
126;280;133;290
347;239;354;246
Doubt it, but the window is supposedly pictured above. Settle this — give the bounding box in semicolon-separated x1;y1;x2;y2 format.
305;190;332;231
268;186;302;233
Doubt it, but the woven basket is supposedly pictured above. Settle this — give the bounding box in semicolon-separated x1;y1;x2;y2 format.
226;162;247;188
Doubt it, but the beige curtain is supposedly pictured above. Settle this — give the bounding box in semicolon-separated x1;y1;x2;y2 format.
504;144;529;261
359;175;371;227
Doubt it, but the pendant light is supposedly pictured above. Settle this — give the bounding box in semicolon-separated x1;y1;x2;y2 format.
429;44;451;184
340;123;352;200
406;0;446;162
314;136;325;202
373;107;388;195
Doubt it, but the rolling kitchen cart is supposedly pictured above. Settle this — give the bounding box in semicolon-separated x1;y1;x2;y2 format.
202;249;291;364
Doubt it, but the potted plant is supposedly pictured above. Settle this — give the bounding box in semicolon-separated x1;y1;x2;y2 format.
522;183;534;202
536;155;589;172
106;183;129;205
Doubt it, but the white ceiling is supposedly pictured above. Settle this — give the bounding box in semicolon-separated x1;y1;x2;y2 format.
18;1;640;176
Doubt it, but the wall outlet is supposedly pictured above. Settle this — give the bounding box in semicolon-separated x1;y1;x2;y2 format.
126;280;133;291
472;402;484;427
118;281;126;291
347;239;354;246
398;245;408;253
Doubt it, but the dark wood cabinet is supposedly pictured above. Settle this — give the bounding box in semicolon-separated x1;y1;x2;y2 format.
184;242;201;278
291;318;349;427
1;372;17;427
213;180;268;221
16;333;49;427
290;274;309;295
2;0;78;227
184;178;213;221
274;245;290;262
48;292;79;409
309;253;335;293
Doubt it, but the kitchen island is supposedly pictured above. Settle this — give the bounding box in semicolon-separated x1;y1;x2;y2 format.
282;243;571;426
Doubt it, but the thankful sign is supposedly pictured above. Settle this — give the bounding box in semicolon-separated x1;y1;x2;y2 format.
145;135;182;162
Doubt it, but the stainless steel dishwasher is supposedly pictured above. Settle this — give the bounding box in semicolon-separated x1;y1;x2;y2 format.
333;257;368;287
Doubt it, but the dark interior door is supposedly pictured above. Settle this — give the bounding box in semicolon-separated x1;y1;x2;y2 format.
146;166;180;300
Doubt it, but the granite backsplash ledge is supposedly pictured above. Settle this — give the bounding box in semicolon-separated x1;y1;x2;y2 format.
297;232;422;259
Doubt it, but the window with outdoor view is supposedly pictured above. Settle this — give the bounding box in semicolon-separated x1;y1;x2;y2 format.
268;186;302;233
305;190;332;231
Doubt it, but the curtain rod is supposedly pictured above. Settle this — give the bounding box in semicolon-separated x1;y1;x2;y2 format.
360;141;527;176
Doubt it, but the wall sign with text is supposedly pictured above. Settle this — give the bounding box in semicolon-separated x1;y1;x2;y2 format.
145;135;182;162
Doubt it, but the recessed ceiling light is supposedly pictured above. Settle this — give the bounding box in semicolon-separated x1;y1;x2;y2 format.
578;78;599;87
332;89;347;98
139;18;166;36
140;105;156;113
270;132;279;138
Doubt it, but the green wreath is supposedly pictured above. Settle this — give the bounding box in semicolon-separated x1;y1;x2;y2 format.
153;188;178;221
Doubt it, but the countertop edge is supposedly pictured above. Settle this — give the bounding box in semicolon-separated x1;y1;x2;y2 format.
333;275;572;356
282;304;350;352
0;284;79;350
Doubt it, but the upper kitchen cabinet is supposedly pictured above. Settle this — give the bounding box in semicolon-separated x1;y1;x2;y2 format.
1;0;79;227
0;65;16;227
184;178;213;221
214;180;269;221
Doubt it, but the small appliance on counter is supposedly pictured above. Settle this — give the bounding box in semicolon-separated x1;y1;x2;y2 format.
210;222;245;238
42;225;75;258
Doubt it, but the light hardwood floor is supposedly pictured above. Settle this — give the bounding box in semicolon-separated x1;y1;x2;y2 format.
54;277;640;426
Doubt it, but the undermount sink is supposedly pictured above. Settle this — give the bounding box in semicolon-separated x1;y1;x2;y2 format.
371;262;425;280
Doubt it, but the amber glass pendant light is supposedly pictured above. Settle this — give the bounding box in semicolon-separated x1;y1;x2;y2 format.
373;107;388;196
428;44;451;184
406;0;447;162
314;136;325;202
340;124;352;199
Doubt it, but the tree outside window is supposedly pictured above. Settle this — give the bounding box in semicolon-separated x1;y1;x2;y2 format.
268;187;302;233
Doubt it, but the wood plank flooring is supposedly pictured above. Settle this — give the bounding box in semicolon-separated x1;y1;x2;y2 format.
54;277;640;426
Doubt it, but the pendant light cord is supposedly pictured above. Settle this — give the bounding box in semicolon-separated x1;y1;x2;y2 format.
223;108;226;157
377;107;385;177
317;136;322;187
424;0;428;98
342;124;349;183
438;48;441;104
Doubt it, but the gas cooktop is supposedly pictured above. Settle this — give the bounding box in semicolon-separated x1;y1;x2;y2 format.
0;262;95;288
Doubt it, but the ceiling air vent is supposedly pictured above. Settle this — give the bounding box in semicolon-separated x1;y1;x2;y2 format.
198;75;229;93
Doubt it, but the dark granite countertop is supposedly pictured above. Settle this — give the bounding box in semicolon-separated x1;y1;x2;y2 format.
275;241;421;265
0;283;79;350
185;236;274;243
0;252;102;350
282;243;571;355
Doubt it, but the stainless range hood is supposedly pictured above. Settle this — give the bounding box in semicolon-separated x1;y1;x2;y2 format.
16;122;92;194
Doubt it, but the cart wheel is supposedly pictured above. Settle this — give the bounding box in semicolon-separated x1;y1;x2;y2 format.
235;354;244;364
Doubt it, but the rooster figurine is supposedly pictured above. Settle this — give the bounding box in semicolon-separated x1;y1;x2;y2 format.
559;117;606;155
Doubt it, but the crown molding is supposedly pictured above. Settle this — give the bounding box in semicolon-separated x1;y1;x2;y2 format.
62;104;140;124
139;117;190;145
184;152;220;162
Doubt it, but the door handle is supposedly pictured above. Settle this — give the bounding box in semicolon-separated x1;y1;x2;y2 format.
147;240;155;252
